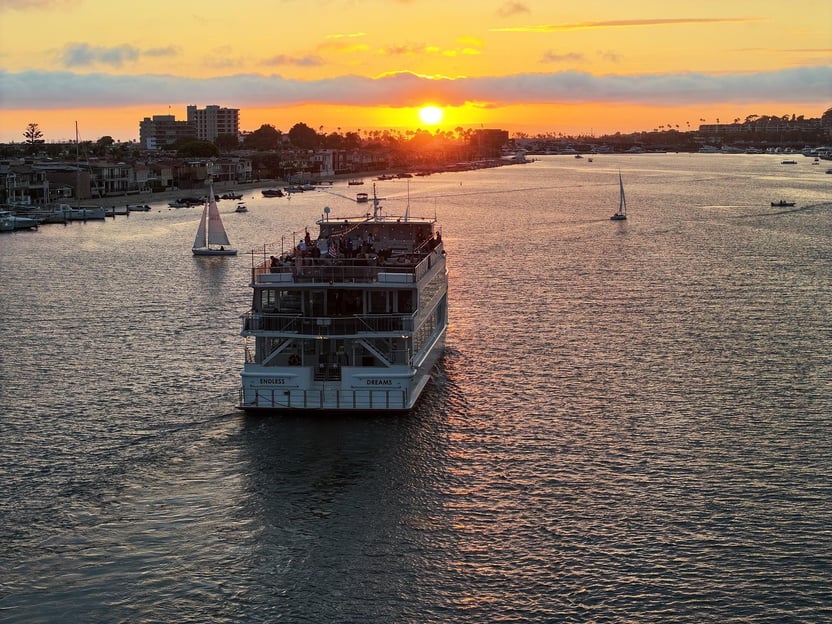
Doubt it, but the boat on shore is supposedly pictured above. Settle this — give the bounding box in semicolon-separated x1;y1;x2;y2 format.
192;184;237;256
771;200;796;207
239;188;448;413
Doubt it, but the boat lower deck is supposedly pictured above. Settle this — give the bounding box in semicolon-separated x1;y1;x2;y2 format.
239;385;417;412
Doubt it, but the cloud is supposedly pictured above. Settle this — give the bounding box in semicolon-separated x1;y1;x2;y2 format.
263;54;325;67
378;43;481;58
491;17;761;33
57;43;179;68
144;46;180;58
317;39;370;54
1;66;830;110
541;51;586;64
497;2;530;18
325;33;367;40
0;0;78;11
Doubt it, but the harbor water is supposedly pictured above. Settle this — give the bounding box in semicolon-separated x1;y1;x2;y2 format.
1;154;830;622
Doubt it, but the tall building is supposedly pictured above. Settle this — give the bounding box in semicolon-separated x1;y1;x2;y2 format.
139;115;195;150
186;105;240;142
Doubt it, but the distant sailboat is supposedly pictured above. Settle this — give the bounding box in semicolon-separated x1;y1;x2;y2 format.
610;171;627;221
192;183;237;255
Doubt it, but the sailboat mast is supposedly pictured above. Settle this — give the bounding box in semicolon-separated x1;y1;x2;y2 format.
75;121;80;204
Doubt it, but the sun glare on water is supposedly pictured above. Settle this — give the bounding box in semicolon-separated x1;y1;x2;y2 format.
419;106;443;126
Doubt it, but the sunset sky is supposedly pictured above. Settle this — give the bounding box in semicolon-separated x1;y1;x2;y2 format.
1;0;830;143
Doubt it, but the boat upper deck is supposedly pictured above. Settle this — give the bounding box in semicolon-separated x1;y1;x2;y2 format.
249;213;444;286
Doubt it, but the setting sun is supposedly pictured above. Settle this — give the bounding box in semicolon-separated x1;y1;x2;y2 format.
418;106;443;126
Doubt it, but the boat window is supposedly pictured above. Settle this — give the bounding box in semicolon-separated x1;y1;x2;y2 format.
308;290;326;316
259;289;275;311
261;289;301;313
397;289;414;313
369;290;389;314
326;289;362;316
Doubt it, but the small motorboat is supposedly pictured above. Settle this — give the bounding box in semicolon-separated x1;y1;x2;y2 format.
235;202;248;213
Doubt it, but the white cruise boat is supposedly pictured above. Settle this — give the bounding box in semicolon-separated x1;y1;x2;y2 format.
239;191;447;413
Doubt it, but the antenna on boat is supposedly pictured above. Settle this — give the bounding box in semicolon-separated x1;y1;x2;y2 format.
405;179;410;222
372;183;382;220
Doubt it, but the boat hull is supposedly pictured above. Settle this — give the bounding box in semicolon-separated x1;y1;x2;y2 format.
193;247;237;256
239;329;445;413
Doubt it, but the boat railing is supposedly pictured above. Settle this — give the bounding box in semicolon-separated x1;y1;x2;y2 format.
251;243;444;285
239;387;409;411
242;312;415;336
413;242;444;282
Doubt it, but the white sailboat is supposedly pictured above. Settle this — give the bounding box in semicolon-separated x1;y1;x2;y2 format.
192;183;237;256
610;171;627;221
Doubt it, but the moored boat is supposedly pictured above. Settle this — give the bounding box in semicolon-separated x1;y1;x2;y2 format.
239;189;448;412
64;205;106;220
0;209;39;232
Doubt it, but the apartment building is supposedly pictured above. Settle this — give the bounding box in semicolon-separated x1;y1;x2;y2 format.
186;105;240;142
139;115;196;150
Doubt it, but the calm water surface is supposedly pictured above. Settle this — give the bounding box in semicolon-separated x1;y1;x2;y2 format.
1;154;830;622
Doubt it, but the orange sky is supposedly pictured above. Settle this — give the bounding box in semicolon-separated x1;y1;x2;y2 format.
1;0;830;143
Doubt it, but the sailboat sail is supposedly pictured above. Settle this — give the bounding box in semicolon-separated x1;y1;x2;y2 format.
618;172;626;216
205;194;232;246
193;203;208;248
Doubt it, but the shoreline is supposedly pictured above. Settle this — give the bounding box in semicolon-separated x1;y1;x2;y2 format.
74;170;398;208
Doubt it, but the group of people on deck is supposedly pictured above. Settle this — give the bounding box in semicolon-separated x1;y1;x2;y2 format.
267;228;441;271
289;229;391;262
